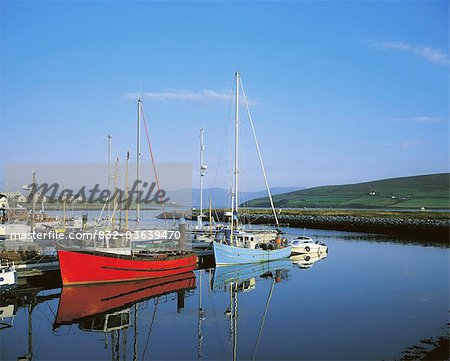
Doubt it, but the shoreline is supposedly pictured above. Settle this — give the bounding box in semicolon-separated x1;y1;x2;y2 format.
215;209;450;245
399;332;449;361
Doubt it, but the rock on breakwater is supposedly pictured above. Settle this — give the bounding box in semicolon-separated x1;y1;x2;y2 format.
245;212;450;244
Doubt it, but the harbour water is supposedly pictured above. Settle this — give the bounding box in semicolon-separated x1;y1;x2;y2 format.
0;226;448;360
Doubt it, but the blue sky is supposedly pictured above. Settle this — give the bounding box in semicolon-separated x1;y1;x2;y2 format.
1;1;448;191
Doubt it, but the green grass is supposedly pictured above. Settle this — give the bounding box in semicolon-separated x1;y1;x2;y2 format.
246;173;450;209
238;208;450;220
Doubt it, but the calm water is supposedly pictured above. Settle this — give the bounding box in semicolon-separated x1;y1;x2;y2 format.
1;228;448;360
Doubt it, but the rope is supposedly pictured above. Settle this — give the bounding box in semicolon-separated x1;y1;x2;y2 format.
139;102;168;223
240;78;279;228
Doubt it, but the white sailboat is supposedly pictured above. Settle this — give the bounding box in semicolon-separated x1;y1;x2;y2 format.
213;72;291;265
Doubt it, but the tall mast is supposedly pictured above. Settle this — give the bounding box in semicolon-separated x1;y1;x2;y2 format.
209;197;213;237
62;186;66;228
136;97;141;229
31;169;36;233
234;72;240;215
112;157;118;229
199;128;206;227
125;150;130;230
107;134;112;219
230;72;240;245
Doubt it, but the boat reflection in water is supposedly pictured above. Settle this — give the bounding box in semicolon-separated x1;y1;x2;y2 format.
290;252;327;269
53;272;196;359
54;271;196;327
211;260;291;361
211;259;292;291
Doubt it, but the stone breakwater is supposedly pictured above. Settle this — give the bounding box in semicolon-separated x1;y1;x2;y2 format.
245;213;450;244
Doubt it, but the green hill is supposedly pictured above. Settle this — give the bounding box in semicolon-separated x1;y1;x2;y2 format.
246;173;450;209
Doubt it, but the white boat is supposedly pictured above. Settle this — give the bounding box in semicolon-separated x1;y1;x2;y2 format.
289;236;328;254
0;262;17;289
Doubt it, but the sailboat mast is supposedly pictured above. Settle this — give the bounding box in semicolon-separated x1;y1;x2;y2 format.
199;128;205;226
31;169;36;233
125;150;130;230
112;157;118;229
234;72;240;215
209;197;213;237
107;134;112;218
136;97;141;229
230;72;240;244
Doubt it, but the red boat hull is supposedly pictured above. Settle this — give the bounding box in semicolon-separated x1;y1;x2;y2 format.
57;249;197;285
55;271;196;326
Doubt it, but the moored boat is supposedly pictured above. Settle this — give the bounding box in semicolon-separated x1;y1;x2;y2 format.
289;236;328;254
57;249;197;285
213;240;291;265
210;73;291;265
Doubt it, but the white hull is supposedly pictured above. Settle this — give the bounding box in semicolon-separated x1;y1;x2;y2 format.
291;243;328;255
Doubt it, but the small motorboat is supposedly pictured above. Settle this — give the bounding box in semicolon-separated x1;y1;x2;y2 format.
289;236;328;255
0;262;17;290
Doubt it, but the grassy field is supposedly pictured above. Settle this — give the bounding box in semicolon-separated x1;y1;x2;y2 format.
246;173;450;209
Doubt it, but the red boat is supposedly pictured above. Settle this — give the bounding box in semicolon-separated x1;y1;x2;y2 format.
54;271;196;327
57;249;197;285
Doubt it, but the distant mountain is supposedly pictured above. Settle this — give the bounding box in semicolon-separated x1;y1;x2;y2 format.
246;173;450;209
191;186;304;208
